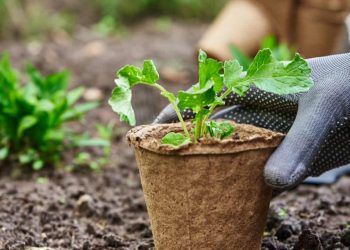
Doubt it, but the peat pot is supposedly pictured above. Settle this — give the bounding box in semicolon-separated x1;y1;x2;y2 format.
127;122;283;250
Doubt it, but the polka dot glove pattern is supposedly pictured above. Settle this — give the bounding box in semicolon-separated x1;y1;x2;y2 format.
153;53;350;190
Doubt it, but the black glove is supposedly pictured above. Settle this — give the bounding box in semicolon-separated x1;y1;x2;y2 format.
154;53;350;190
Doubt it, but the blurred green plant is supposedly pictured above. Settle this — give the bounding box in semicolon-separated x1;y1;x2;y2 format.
93;0;227;22
230;35;295;70
68;122;115;171
0;0;228;39
0;53;110;170
0;0;75;40
91;0;228;35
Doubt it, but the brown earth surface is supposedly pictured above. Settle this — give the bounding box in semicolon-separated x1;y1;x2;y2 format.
1;20;350;250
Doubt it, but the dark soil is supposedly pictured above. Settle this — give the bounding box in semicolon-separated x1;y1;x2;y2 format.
1;20;350;250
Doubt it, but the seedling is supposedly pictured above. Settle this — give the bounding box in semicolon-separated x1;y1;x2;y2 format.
109;48;313;147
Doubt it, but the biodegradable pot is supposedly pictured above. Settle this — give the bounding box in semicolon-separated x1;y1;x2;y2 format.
127;122;284;250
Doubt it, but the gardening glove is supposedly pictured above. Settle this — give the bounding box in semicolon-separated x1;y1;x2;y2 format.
153;53;350;190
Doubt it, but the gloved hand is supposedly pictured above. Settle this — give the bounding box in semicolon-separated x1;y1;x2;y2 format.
154;53;350;190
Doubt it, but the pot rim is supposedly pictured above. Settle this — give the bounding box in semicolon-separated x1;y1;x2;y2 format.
127;121;284;156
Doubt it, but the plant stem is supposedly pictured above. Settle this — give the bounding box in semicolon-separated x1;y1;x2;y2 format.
194;119;202;142
171;103;191;138
199;88;232;137
153;83;191;138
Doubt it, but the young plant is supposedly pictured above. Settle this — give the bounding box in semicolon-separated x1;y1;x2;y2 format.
109;48;313;147
0;53;110;170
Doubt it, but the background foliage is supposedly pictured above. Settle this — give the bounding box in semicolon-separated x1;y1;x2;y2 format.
0;54;110;170
0;0;228;39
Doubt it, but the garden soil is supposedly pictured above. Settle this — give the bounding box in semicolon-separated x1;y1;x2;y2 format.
1;20;350;250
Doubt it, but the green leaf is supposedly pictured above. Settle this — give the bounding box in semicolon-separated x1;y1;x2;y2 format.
142;60;159;84
206;121;235;139
241;49;313;95
198;49;223;92
117;65;142;85
90;161;100;171
19;153;34;164
44;129;65;142
35;100;55;112
223;59;243;89
117;60;159;86
177;84;216;113
229;45;252;71
27;64;70;96
75;152;91;164
161;132;191;148
45;71;70;93
108;80;135;126
0;53;18;101
277;207;288;219
109;60;160;126
62;102;99;121
0;147;8;160
67;87;85;106
74;138;110;147
17;116;38;137
33;160;44;170
36;177;48;184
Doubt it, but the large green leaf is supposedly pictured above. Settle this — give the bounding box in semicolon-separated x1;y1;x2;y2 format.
117;60;159;86
223;59;243;89
61;102;99;121
177;83;216;113
108;78;135;126
198;49;223;92
240;49;313;95
17;116;38;137
0;147;8;160
0;53;17;100
109;60;160;126
27;64;69;96
67;87;85;106
141;60;159;84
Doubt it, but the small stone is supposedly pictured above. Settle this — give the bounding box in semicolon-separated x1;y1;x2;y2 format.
76;194;94;216
341;229;350;246
137;242;154;250
82;241;90;250
140;228;153;238
107;209;123;225
103;233;126;247
86;223;96;235
83;88;103;101
262;238;288;250
6;188;18;195
127;221;148;233
275;223;293;241
294;229;322;250
81;41;106;57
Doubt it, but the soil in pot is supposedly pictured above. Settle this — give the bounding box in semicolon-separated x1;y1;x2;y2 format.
127;122;284;250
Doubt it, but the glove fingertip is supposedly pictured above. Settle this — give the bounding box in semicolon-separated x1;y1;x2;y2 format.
264;160;308;190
